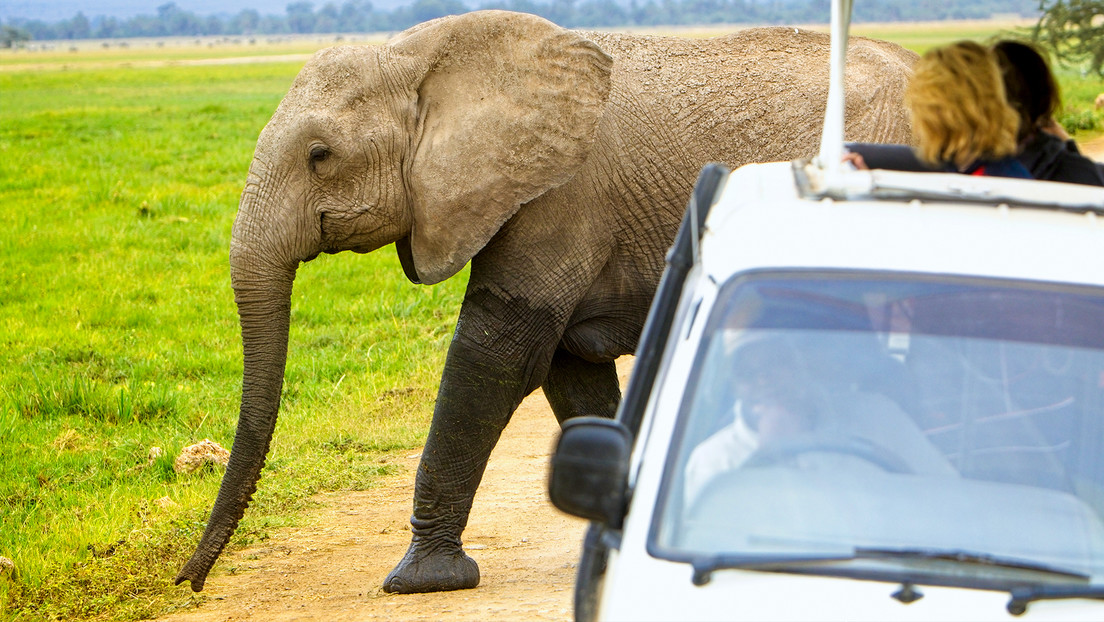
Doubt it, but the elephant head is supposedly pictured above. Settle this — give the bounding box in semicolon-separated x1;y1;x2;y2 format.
175;10;612;592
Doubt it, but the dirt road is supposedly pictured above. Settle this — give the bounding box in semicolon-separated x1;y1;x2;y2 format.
1083;135;1104;163
159;361;635;622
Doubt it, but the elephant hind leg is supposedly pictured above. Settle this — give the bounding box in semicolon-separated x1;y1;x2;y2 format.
544;349;621;425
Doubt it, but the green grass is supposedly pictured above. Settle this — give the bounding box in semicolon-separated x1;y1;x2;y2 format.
850;18;1036;54
0;58;464;620
0;34;389;68
1056;72;1104;138
1;18;1103;621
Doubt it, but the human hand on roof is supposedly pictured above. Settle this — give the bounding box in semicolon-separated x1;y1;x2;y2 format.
842;151;869;170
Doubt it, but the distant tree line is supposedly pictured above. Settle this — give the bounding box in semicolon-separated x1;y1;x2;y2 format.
2;0;1041;44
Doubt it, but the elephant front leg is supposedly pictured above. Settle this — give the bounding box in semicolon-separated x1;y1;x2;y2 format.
381;456;481;593
382;338;545;593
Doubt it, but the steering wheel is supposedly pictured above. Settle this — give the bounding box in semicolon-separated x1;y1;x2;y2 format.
741;436;915;474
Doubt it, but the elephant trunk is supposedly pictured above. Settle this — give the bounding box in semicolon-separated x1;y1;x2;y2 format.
175;212;299;592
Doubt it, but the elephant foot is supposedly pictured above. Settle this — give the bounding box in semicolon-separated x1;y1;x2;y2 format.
382;539;480;593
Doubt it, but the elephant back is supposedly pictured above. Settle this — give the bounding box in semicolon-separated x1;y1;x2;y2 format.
579;27;915;168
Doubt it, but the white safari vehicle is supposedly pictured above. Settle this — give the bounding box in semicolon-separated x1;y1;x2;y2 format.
548;1;1104;620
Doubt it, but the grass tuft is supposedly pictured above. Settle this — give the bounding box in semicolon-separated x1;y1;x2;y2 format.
15;375;182;425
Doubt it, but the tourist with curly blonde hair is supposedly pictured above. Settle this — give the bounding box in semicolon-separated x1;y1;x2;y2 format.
906;40;1032;178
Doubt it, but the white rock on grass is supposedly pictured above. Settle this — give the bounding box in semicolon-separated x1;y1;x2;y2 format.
173;439;230;474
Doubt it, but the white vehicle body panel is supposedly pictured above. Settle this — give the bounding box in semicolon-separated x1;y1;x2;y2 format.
600;560;1104;621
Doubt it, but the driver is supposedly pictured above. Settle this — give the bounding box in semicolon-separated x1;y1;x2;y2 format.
684;331;956;504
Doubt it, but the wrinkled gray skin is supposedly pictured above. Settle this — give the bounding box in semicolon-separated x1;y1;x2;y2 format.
175;10;916;595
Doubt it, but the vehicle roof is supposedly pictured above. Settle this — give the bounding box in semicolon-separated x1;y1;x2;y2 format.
701;162;1104;289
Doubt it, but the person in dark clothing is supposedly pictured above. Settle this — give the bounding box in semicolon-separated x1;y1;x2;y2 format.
1015;125;1104;185
992;40;1104;186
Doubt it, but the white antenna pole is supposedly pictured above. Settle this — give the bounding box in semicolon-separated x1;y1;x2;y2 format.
817;0;853;177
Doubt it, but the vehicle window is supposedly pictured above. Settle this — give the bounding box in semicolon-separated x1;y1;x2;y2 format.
654;273;1104;585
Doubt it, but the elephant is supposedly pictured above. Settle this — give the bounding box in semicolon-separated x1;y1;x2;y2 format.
174;10;916;595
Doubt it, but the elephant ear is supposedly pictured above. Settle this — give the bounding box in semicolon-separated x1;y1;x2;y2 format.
390;10;612;284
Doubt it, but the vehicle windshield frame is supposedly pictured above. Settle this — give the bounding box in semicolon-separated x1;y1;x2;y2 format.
645;268;1104;590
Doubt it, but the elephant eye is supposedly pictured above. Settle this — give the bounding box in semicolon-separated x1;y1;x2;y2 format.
308;145;331;170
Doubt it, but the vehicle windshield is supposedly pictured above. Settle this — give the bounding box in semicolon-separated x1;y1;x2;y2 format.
655;272;1104;587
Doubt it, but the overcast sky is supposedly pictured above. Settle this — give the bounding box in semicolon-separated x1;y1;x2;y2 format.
0;1;414;22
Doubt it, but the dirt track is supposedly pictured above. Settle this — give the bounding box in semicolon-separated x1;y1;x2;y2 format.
1083;136;1104;162
158;360;634;622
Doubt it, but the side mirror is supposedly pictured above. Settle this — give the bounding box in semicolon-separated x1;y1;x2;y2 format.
549;417;632;528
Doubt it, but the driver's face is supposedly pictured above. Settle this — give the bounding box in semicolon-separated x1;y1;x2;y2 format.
736;348;812;438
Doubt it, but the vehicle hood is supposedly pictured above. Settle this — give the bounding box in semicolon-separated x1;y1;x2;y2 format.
599;566;1104;621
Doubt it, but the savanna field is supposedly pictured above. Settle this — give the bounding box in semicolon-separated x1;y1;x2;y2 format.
2;19;1102;621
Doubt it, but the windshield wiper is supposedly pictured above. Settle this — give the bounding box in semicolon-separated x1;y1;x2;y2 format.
690;552;855;586
853;547;1091;581
690;546;1092;588
1006;585;1104;616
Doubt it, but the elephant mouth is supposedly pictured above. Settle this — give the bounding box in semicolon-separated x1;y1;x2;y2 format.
317;211;404;259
